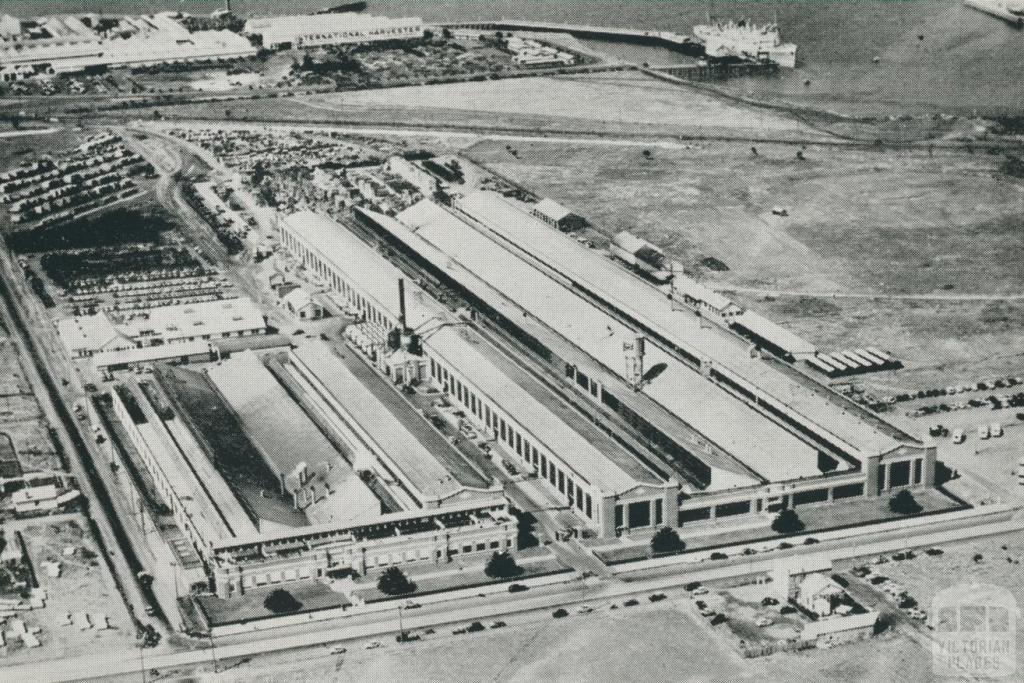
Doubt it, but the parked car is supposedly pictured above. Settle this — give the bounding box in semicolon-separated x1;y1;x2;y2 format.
365;641;383;650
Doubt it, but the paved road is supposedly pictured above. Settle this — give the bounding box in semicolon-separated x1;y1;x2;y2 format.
0;248;158;632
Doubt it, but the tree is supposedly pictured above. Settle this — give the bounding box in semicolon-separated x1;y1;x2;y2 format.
263;588;302;614
771;508;804;535
889;490;923;515
377;566;416;596
485;551;522;579
650;527;685;555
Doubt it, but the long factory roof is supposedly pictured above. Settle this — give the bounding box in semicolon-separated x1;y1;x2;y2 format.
282;211;436;330
391;201;829;483
453;191;915;458
428;324;667;495
281;210;681;494
290;341;493;503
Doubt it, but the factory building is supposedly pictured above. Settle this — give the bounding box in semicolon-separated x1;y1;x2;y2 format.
276;210;680;538
530;197;586;232
108;346;515;599
244;13;424;50
352;197;935;528
0;13;257;73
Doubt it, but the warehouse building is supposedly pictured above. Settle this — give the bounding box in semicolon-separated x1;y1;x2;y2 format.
530;197;586;232
0;13;257;73
244;13;424;50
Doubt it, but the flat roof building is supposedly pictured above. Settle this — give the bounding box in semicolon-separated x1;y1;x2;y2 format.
244;13;424;50
58;297;267;358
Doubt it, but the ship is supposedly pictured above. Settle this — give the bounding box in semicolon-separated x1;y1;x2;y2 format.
692;19;797;68
963;0;1024;27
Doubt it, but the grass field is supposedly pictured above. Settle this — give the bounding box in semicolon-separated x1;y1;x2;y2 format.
464;137;1024;391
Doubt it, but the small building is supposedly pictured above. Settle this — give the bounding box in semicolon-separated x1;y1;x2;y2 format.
530;197;586;232
282;287;324;320
797;573;845;616
610;231;669;282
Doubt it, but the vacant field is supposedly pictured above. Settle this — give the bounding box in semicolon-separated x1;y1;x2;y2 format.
1;517;136;666
465;138;1024;391
203;595;934;683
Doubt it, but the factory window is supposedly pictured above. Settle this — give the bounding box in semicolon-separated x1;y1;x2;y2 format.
614;504;624;529
540;455;548;478
549;465;557;486
490;541;500;549
877;464;886;492
576;369;590;390
565;364;574;379
889;460;911;488
913;458;923;484
679;507;711;524
476;543;486;552
792;489;829;506
832;483;864;500
576;489;585;512
628;501;651;529
531;446;539;465
566;480;574;504
585;494;592;518
557;470;565;493
654;499;663;526
462;545;472;554
715;500;752;517
485;405;491;425
589;380;599;398
515;433;522;455
500;420;506;441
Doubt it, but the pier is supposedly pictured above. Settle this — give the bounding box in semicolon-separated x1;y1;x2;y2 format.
438;20;703;56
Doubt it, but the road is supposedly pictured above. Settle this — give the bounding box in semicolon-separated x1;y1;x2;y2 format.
0;247;159;632
715;285;1024;303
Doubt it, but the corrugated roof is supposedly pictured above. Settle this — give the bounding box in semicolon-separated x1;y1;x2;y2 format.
532;197;574;222
733;310;817;356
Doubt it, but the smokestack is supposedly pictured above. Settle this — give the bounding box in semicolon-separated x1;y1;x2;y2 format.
398;278;408;332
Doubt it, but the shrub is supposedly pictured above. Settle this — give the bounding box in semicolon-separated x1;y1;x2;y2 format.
709;552;728;561
552;608;569;619
377;566;417;596
508;583;528;593
485;551;522;579
650;527;685;555
771;509;805;535
263;589;302;614
889;490;923;515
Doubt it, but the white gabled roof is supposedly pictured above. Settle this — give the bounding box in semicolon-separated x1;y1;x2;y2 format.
532;197;575;222
282;287;315;311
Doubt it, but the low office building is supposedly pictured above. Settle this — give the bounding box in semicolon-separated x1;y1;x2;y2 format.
57;297;267;359
244;13;424;50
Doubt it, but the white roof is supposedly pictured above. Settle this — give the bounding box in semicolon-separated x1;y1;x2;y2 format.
59;298;265;355
91;340;212;370
427;325;665;495
282;211;435;331
733;310;817;356
282;287;316;311
800;573;844;598
394;200;823;483
57;313;132;356
455;191;911;458
533;197;575;222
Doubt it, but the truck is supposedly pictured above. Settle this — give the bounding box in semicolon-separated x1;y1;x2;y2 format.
952;429;966;444
978;424;991;440
990;422;1003;438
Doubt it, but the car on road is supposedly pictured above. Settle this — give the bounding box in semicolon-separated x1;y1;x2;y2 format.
490;621;507;629
577;605;594;614
691;586;709;596
365;641;383;650
330;646;347;655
